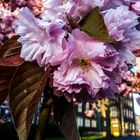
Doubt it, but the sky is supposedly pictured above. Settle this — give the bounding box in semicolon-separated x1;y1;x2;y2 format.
133;94;140;116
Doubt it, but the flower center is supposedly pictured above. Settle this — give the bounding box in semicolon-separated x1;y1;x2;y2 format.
79;57;90;69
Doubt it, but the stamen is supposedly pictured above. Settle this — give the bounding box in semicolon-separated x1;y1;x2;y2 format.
79;57;90;69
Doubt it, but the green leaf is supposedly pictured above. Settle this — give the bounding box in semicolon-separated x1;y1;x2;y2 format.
80;7;115;43
9;62;50;140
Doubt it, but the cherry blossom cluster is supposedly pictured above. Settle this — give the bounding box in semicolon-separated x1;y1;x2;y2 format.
15;0;140;101
0;0;46;45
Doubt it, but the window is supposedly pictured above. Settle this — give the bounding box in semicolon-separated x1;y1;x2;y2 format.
78;103;82;112
77;117;83;127
85;119;91;127
104;121;106;127
131;112;133;119
129;101;132;107
92;120;97;128
125;123;128;130
124;109;126;117
97;101;101;107
126;109;129;117
85;103;90;110
110;106;117;117
132;124;135;130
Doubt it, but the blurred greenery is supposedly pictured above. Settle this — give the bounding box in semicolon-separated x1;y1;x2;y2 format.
46;138;66;140
82;135;106;140
46;135;106;140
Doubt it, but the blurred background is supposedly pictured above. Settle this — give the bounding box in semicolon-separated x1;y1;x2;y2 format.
1;0;140;140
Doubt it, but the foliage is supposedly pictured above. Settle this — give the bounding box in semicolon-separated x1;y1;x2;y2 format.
82;135;106;140
0;36;50;139
67;7;115;43
79;7;115;43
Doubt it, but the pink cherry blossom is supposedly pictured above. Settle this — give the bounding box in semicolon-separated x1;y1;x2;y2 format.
53;29;119;97
14;0;140;101
103;5;139;41
131;2;140;14
15;7;66;68
42;0;106;24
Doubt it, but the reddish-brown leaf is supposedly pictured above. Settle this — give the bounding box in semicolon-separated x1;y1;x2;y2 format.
9;62;50;140
134;49;140;57
0;55;24;67
0;54;24;104
54;97;80;140
0;36;24;66
0;66;16;104
0;36;21;58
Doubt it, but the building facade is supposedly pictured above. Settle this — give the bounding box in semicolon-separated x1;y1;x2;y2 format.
76;93;136;137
